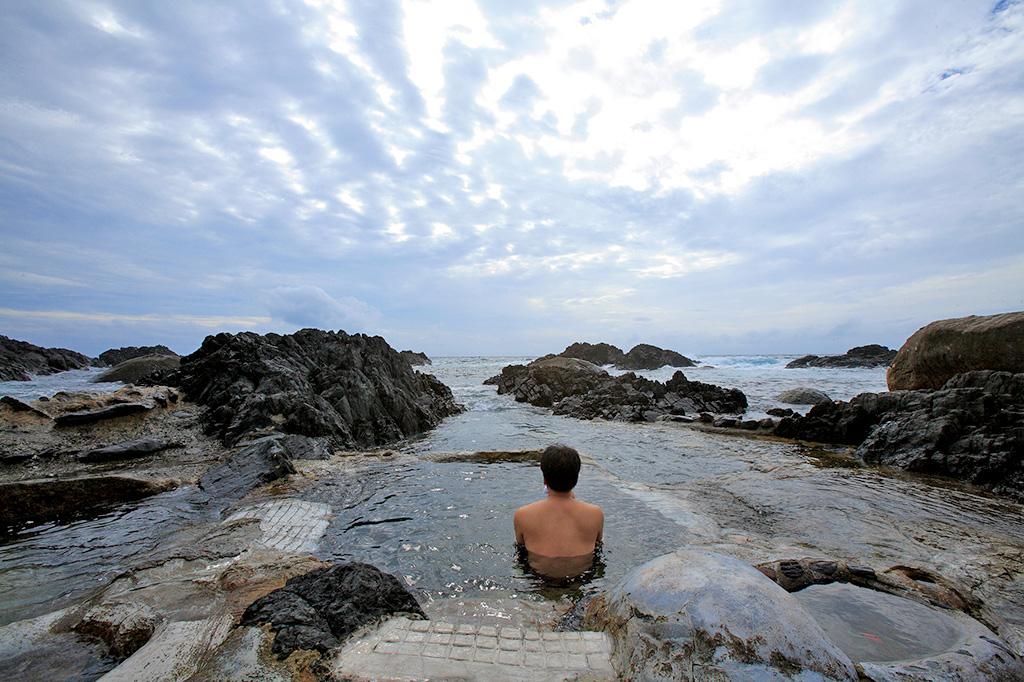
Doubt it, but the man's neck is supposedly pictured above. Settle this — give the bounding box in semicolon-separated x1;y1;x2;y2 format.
546;489;573;500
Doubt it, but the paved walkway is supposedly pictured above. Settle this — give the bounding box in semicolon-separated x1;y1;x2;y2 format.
226;499;330;553
332;616;615;681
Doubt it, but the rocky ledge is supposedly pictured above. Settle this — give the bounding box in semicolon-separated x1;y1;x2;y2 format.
786;344;897;369
0;335;94;382
557;341;696;370
774;370;1024;500
171;328;463;448
486;356;746;422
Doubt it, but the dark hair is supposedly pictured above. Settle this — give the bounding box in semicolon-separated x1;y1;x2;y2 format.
541;444;581;492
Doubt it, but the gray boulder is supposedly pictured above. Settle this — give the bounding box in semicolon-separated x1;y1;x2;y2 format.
77;438;179;463
94;354;181;384
585;549;857;680
888;311;1024;390
777;387;831;405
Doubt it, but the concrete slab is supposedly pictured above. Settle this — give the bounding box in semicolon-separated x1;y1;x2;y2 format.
332;617;614;681
226;499;330;553
100;615;233;682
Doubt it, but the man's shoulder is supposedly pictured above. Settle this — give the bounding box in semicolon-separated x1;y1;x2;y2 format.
515;500;546;516
572;499;604;517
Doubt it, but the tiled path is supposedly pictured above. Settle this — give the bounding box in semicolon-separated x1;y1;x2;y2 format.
226;499;330;553
332;617;615;681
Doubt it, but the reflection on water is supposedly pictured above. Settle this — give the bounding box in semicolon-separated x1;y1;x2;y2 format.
795;583;969;662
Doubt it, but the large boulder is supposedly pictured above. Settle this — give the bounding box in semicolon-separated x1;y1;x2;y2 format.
240;563;425;658
584;550;857;680
0;335;92;381
887;312;1024;390
774;371;1024;500
777;387;831;405
490;358;745;422
558;342;626;366
617;343;696;370
786;344;897;369
94;354;181;384
172;329;463;448
97;345;178;367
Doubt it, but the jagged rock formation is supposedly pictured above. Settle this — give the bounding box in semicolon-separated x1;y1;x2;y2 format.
888;311;1024;390
173;329;462;448
94;355;181;384
555;341;695;369
774;371;1024;500
240;563;425;658
0;335;93;381
617;343;696;370
398;350;432;366
97;345;178;367
488;356;745;422
786;344;897;369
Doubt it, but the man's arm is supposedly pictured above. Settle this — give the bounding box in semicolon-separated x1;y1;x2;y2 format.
595;507;604;543
513;507;525;546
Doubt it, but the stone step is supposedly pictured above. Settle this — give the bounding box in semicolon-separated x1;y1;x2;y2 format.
331;616;615;681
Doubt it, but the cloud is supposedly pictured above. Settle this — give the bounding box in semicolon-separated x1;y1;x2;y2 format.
263;285;380;332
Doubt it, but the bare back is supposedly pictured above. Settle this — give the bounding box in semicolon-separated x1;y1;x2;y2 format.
514;496;604;558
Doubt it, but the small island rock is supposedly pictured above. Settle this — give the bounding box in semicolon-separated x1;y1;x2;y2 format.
786;344;897;369
776;387;831;405
0;335;93;382
617;343;696;370
97;345;178;367
94;354;181;384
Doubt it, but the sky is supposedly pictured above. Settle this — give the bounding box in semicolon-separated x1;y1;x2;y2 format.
1;0;1022;357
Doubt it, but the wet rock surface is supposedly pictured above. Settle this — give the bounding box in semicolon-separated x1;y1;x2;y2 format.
94;354;181;384
773;370;1024;499
888;311;1024;390
489;356;746;421
0;335;93;382
197;437;297;505
171;328;463;448
97;345;178;367
77;438;180;463
787;344;897;369
585;549;858;680
240;562;426;658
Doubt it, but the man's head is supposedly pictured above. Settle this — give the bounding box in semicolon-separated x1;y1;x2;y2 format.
541;444;581;492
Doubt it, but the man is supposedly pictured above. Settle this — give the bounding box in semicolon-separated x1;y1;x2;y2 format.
514;444;604;579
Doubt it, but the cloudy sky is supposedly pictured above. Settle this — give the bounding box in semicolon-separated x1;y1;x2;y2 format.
1;0;1022;357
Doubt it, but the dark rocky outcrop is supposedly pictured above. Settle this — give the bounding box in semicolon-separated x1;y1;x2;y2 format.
766;407;796;418
0;335;92;381
617;343;696;370
240;563;426;658
489;356;745;422
170;329;462;448
774;371;1024;500
94;355;181;384
197;437;297;504
786;344;897;369
558;342;626;366
398;350;431;366
97;345;178;367
888;311;1024;390
77;438;179;463
776;387;831;405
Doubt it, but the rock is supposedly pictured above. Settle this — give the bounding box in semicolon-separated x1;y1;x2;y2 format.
617;343;696;370
887;311;1024;390
74;602;160;658
197;438;296;504
557;342;626;366
94;354;181;384
97;345;178;367
776;387;831;405
77;438;179;463
0;335;93;381
397;350;431;366
0;395;51;419
54;402;152;426
773;371;1024;500
491;359;746;422
0;476;176;530
786;344;897;369
766;407;796;418
240;563;426;658
584;549;857;680
171;329;463;448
